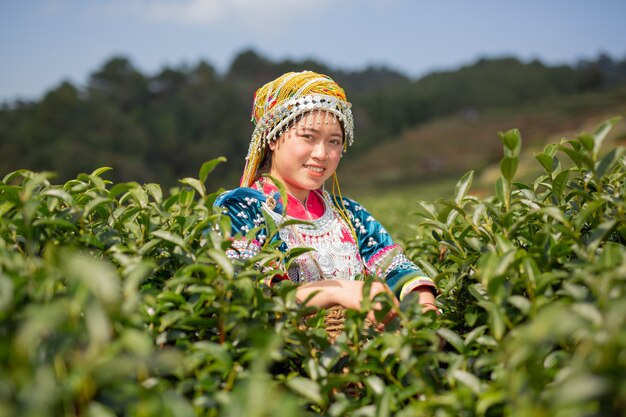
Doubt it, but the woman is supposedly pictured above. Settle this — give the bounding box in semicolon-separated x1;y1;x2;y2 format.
215;71;436;324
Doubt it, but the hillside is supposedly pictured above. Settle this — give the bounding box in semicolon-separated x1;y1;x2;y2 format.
340;85;626;194
1;50;625;189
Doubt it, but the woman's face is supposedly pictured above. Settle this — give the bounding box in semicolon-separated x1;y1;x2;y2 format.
268;111;344;202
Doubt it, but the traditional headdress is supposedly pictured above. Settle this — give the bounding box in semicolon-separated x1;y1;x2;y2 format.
241;70;354;187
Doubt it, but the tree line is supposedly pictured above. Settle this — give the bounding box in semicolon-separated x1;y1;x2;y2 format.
1;49;625;189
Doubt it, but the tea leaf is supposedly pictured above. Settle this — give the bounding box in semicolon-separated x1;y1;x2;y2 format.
592;117;621;160
451;369;482;395
437;328;465;353
199;157;227;184
286;377;324;406
535;153;554;174
500;157;518;182
499;129;521;157
454;171;474;205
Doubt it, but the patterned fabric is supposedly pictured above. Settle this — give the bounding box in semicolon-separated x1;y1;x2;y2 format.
264;191;364;283
214;187;436;299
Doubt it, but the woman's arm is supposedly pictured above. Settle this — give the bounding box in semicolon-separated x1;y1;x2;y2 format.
295;280;399;328
415;287;438;314
335;197;438;302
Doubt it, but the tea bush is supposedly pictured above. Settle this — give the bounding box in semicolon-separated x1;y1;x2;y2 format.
1;119;624;417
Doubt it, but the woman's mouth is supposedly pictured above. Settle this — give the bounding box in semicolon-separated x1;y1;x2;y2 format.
305;165;324;173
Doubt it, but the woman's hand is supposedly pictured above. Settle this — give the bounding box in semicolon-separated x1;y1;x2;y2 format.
295;280;398;329
415;287;439;315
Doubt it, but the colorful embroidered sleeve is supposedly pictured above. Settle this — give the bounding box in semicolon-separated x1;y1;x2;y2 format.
214;188;288;286
338;197;436;300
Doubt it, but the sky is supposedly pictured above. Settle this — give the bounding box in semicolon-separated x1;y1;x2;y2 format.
1;0;626;103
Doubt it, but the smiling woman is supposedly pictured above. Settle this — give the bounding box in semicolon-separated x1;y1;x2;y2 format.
214;70;437;325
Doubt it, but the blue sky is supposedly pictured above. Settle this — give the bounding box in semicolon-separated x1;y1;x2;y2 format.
2;0;625;103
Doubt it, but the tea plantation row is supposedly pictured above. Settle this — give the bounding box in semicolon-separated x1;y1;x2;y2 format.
1;119;624;416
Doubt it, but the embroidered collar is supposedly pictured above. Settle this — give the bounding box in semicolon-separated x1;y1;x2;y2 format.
252;181;325;220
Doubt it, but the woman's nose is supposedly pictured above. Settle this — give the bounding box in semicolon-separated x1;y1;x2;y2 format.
311;142;328;159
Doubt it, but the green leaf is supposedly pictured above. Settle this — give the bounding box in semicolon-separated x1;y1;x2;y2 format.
476;390;505;416
145;183;163;203
199;157;227;184
286;377;324;406
79;173;107;191
416;260;439;278
571;303;603;327
121;187;149;208
574;198;606;229
0;273;14;312
377;388;392;417
487;303;506;341
522;257;539;293
454;171;474;205
264;174;289;215
207;248;234;278
364;375;385;396
499;129;521;157
0;186;20;204
446;208;460;227
418;219;448;233
178;187;195;207
415;200;438;220
90;167;113;177
495;177;509;209
592;117;621;160
494;250;516;277
2;169;31;184
508;295;531;315
494;234;514;253
180;177;205;198
553;373;608;406
595;147;622;179
535;153;554;174
33;218;78;231
558;144;593;169
464;325;488;346
451;369;482;395
578;132;594;153
551;169;570;201
83;197;114;218
500;157;518;182
586;220;617;254
108;182;140;199
437;328;465;353
15;301;68;355
61;251;121;305
469;284;488;302
152;230;187;248
86;402;118;417
598;242;623;269
539;207;570;229
544;143;558;157
163;391;195;417
42;188;74;205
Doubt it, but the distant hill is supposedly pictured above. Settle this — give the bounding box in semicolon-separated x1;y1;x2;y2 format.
1;49;625;189
340;85;626;193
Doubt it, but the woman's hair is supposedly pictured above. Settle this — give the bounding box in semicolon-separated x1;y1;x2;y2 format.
241;71;354;187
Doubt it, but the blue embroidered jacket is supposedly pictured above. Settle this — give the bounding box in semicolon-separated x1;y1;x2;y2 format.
214;187;435;299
